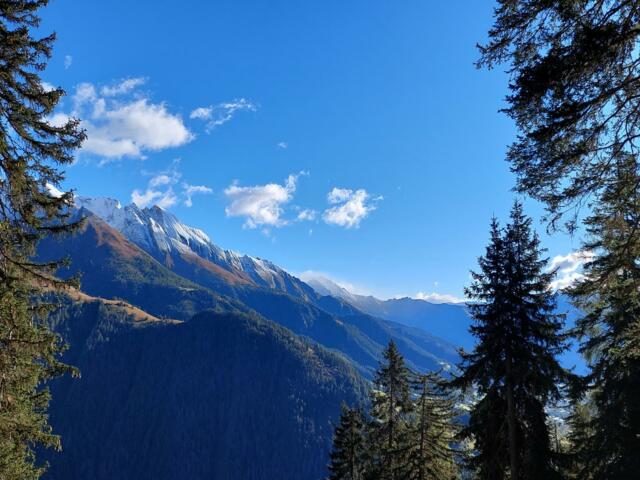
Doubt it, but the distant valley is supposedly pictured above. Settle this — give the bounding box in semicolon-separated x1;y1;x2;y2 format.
37;197;475;479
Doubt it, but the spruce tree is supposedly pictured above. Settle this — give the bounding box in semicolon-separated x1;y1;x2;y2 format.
0;1;84;477
479;3;640;476
479;1;640;231
452;202;570;480
328;404;367;480
368;340;413;480
328;344;462;479
453;218;509;479
567;154;640;479
563;397;596;480
406;372;459;480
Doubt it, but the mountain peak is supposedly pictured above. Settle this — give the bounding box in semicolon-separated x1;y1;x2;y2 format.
298;272;360;303
75;195;124;222
75;195;214;253
74;195;316;299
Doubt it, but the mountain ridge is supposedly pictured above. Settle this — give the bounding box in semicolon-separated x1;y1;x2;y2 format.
301;273;475;349
75;196;316;300
39;205;461;377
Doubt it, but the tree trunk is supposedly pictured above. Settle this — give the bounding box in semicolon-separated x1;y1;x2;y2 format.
419;377;428;480
388;381;395;480
350;432;357;480
505;352;519;479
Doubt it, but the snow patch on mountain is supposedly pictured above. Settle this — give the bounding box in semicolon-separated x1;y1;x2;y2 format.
74;196;311;295
298;271;360;303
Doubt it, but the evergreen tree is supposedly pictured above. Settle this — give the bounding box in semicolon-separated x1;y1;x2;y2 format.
453;218;510;479
327;343;462;479
479;3;640;476
0;1;84;477
452;202;570;480
465;386;509;479
406;372;459;480
567;154;640;479
563;397;596;480
479;1;640;231
328;404;367;480
368;340;414;480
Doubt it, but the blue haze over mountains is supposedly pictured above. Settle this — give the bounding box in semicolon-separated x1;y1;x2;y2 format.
52;196;463;374
37;197;584;478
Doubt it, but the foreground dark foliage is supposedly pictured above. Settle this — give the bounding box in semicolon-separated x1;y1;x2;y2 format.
0;1;84;477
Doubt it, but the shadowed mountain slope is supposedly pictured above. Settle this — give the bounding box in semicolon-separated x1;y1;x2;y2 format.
38;212;460;376
43;300;367;480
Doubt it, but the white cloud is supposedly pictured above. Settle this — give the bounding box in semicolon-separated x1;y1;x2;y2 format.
131;165;181;209
46;183;65;198
184;184;213;207
73;82;97;106
131;161;211;209
548;250;594;274
550;272;586;291
41;81;56;92
323;188;381;228
189;107;213;120
84;99;191;160
100;77;147;97
48;112;71;128
131;187;177;209
414;292;466;304
57;79;254;161
224;172;305;229
548;250;594;290
149;174;174;188
64;55;73;70
327;188;353;204
63;79;192;161
296;209;317;221
191;98;257;131
277;141;288;149
101;100;190;148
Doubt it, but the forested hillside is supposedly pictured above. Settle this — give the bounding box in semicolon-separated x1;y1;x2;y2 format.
38;211;460;377
43;297;367;479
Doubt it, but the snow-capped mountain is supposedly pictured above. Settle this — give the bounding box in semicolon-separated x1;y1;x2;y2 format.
71;199;471;350
75;196;222;258
74;196;316;298
298;272;362;304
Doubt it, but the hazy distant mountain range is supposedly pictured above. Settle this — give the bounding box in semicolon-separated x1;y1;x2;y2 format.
302;273;585;374
38;196;477;479
73;196;475;351
301;273;475;350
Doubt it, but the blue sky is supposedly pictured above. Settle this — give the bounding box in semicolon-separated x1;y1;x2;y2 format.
39;0;584;300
